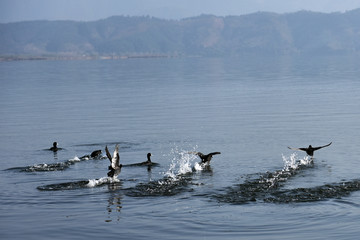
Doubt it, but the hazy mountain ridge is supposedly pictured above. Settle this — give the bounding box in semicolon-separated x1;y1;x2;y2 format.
1;9;360;57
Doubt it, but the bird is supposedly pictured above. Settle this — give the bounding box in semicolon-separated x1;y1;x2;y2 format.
49;142;62;152
105;144;122;178
80;150;102;160
139;153;153;166
90;150;102;158
189;151;221;164
288;142;332;157
124;153;159;169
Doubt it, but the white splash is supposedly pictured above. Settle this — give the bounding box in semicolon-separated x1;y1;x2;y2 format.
282;153;298;171
163;146;198;180
282;152;312;171
194;162;203;171
36;163;47;168
299;155;312;165
86;177;119;188
68;156;81;162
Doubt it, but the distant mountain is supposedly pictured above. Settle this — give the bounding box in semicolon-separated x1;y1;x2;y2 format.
1;9;360;58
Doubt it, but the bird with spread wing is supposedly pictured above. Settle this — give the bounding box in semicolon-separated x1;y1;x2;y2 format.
189;151;221;164
105;144;122;178
288;142;332;157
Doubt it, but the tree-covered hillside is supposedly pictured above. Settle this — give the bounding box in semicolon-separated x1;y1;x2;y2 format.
1;9;360;57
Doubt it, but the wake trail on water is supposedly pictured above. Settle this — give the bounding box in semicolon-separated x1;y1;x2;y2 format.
214;153;360;204
37;177;121;191
266;180;360;203
31;150;360;202
214;153;314;204
37;147;203;192
5;155;105;172
125;147;207;197
36;146;204;192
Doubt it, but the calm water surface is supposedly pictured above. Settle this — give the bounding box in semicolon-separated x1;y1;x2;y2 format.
1;56;360;239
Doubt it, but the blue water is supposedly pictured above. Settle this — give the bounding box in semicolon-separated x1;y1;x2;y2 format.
1;56;360;239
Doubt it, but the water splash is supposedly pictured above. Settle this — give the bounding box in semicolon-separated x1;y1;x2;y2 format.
163;146;198;180
86;177;120;188
194;162;204;171
125;146;200;197
282;152;312;171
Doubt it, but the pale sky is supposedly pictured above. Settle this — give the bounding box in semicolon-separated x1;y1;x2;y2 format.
1;0;360;23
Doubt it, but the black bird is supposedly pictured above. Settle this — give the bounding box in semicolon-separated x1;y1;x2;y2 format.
288;142;332;157
189;151;221;164
105;144;122;178
49;142;62;152
124;153;159;168
90;150;102;158
80;150;102;160
139;153;153;166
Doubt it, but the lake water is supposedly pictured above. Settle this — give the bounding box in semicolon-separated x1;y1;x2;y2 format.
1;55;360;239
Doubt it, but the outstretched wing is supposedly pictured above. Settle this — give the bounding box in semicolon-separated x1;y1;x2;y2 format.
209;152;221;156
188;151;204;157
113;144;120;167
188;151;200;155
313;142;332;150
105;145;112;162
288;147;301;151
288;147;309;152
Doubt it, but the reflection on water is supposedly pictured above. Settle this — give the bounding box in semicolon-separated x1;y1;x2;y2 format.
106;183;123;223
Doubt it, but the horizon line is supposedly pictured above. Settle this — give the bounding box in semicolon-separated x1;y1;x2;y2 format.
1;7;359;24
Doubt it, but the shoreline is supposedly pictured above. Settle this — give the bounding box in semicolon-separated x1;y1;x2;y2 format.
0;54;177;62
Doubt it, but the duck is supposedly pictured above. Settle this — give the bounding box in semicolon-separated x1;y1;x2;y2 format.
80;150;102;160
90;150;102;158
288;142;332;157
125;153;159;167
140;153;153;166
49;142;62;152
105;144;122;178
189;151;221;164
